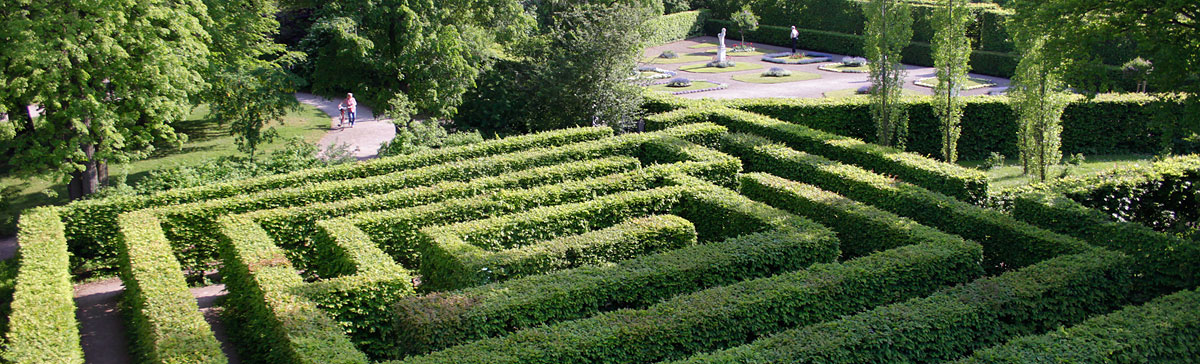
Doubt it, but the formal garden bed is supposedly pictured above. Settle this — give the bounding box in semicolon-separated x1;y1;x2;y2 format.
762;52;832;64
914;77;998;90
679;62;763;73
731;67;820;84
646;78;728;94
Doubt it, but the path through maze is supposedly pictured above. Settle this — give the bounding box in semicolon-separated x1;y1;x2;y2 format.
6;100;1199;363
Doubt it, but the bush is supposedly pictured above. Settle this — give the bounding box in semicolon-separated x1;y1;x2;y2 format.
673;248;1132;363
377;119;484;158
761;67;791;77
641;10;710;46
2;208;84;364
705;60;737;68
659;50;679;59
667;77;692;87
983;151;1006;169
958;288;1200;363
400;237;981;364
841;56;867;66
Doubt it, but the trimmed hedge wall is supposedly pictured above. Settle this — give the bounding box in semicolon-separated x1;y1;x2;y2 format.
641;9;710;46
647;106;988;202
674;248;1132;363
1011;191;1200;299
723;132;1091;272
740;172;973;258
958;288;1200;363
117;211;226;364
216;215;369;364
395;238;982;364
2;207;84;364
59;126;614;274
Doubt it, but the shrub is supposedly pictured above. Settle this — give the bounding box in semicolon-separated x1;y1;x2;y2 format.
983;151;1006;169
761;67;791;77
2;208;84;364
378;119;484;158
667;77;692;87
841;56;867;66
640;10;710;46
659;50;679;59
705;60;736;68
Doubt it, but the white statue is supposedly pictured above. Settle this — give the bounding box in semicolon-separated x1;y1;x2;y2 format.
717;28;728;63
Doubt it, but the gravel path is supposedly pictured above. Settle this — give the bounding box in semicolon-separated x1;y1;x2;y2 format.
297;92;397;160
74;278;131;364
642;36;1009;100
0;236;15;261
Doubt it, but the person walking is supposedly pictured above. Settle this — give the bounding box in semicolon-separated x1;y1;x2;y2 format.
790;26;799;54
339;93;358;127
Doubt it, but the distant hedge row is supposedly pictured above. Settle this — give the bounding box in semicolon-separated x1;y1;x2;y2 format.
641;9;710;46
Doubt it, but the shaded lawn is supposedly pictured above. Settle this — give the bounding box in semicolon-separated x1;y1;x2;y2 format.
960;153;1157;190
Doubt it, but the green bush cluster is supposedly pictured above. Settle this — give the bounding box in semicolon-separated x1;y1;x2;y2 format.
641;10;711;46
722;132;1091;272
0;259;16;337
647;106;989;202
2;208;84;364
396;237;982;364
1011;191;1200;299
116;211;226;364
726;94;1187;161
958;287;1200;363
674;248;1132;363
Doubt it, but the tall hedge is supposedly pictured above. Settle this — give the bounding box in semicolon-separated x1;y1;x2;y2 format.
641;9;711;46
2;208;84;364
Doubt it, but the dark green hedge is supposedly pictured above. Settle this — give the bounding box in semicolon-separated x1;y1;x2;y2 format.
117;211;226;364
958;288;1200;364
647;106;989;202
396;237;982;364
1011;191;1200;299
674;247;1132;363
641;9;711;46
726;94;1187;161
2;207;84;364
723;132;1091;272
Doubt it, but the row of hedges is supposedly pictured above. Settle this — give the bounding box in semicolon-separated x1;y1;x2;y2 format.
216;215;369;364
1;208;84;364
722;132;1091;272
641;9;711;46
674;248;1131;363
740;172;973;258
1011;191;1200;299
725;94;1190;162
397;237;982;364
647;106;989;202
116;211;226;364
59;126;615;274
391;181;837;357
959;287;1200;363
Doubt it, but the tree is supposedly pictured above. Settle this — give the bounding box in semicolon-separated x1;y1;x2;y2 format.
1010;36;1069;182
0;0;211;199
930;0;973;163
731;5;759;45
863;0;913;148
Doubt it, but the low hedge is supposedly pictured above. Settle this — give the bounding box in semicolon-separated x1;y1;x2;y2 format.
0;259;16;338
216;215;368;364
723;132;1091;272
674;248;1132;363
1011;191;1200;299
726;94;1188;161
641;9;710;46
117;211;226;364
958;288;1200;363
740;172;974;258
647;106;988;202
396;238;983;364
60;126;614;274
2;207;84;364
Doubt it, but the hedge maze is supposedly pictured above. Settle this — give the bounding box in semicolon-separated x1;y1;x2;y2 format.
5;99;1199;363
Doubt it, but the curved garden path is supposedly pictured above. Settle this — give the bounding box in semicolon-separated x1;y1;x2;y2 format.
297;92;397;161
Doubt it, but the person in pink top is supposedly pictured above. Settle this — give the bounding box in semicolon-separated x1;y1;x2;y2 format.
339;93;358;127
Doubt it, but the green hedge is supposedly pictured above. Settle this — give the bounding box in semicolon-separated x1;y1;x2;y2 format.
0;259;16;338
1011;191;1200;299
958;288;1200;363
647;106;989;202
59;126;614;274
396;238;982;364
641;9;710;46
2;208;84;364
723;132;1091;272
117;211;226;364
674;248;1132;363
740;172;974;258
216;215;369;364
726;94;1187;161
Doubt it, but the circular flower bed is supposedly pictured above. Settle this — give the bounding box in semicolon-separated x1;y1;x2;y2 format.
819;56;870;73
762;52;831;65
913;77;998;90
635;66;677;80
646;79;728;94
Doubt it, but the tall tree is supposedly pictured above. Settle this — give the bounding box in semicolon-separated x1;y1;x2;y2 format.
863;0;913;148
731;5;759;45
1010;36;1069;182
930;0;973;163
0;0;211;199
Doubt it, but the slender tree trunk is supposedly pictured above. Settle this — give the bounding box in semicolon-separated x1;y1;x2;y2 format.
67;115;106;200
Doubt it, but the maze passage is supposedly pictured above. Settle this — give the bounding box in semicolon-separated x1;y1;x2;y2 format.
7;104;1199;364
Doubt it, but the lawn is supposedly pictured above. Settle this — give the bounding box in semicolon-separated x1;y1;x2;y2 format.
731;71;821;84
914;77;997;90
818;64;870;73
646;81;724;93
0;102;331;236
687;42;718;49
823;87;923;98
679;62;763;73
962;153;1157;190
642;54;713;65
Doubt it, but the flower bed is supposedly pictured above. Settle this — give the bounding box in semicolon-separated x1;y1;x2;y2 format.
762;52;831;65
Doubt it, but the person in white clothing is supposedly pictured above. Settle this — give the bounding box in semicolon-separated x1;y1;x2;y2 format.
790;26;800;54
339;93;358;127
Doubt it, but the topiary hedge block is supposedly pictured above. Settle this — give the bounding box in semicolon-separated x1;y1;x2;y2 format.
2;207;84;364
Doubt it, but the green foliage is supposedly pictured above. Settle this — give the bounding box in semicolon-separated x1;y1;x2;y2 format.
673;248;1131;363
959;288;1200;363
721;132;1091;272
378;120;484;158
1010;36;1069;181
730;5;759;44
931;0;974;162
641;10;711;46
663;0;693;13
116;211;226;364
0;259;16;336
399;237;980;364
863;0;914;148
2;208;83;364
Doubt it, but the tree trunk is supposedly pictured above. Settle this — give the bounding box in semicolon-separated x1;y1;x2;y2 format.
68;142;106;200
